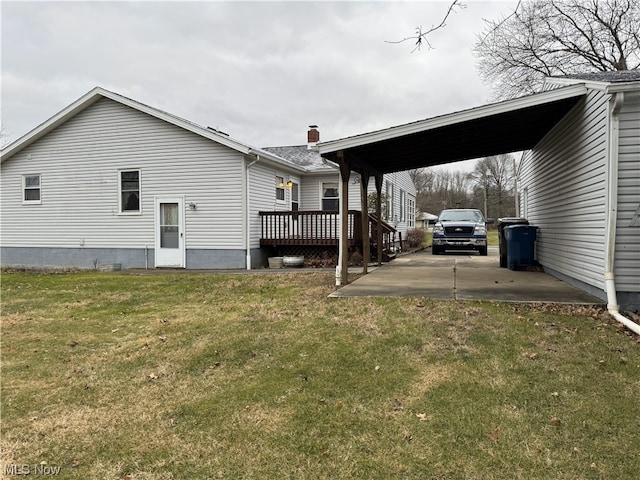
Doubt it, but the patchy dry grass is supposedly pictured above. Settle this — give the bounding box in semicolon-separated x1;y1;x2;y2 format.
1;270;639;479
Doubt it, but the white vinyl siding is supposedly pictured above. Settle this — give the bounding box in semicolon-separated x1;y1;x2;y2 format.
247;162;288;248
1;98;245;250
615;94;640;292
519;90;609;290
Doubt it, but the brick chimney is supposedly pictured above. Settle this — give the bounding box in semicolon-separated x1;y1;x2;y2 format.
307;125;319;149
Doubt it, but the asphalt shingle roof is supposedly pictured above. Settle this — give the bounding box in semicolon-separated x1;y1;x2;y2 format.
262;145;334;171
554;70;640;83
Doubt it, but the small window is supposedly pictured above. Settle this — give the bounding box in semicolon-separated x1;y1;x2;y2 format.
321;182;339;211
119;170;140;213
400;189;406;221
276;176;285;202
291;182;299;211
23;174;41;204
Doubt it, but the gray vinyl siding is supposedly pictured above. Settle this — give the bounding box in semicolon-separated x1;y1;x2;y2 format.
519;90;609;291
1;98;245;252
615;94;640;292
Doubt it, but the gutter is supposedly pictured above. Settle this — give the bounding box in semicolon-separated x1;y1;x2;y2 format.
604;92;640;336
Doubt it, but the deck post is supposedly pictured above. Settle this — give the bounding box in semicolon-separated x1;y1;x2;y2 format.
338;151;350;286
375;174;383;266
359;169;370;274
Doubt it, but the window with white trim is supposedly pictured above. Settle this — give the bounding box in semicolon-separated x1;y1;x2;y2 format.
321;182;339;210
407;197;415;227
291;182;299;211
385;181;394;221
23;174;41;204
119;170;141;213
400;189;406;221
276;176;285;202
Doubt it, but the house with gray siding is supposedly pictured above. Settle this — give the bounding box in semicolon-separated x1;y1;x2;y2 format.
519;71;640;310
1;87;415;270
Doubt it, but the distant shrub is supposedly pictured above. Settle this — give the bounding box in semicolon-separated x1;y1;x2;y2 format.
405;228;427;248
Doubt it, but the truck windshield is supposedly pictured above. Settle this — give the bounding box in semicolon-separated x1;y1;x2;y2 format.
439;210;484;222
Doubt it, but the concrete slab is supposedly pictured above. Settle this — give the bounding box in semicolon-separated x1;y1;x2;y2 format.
330;246;604;305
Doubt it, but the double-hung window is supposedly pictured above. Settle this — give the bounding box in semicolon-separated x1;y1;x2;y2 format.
321;182;339;210
23;174;41;204
291;182;299;211
275;176;285;202
119;170;141;213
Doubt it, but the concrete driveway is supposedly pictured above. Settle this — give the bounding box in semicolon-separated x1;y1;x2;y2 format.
330;246;603;304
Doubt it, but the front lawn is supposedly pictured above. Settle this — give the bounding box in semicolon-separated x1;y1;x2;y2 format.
1;271;638;479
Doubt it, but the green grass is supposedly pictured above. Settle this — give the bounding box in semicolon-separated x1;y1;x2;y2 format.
1;270;639;479
488;229;499;245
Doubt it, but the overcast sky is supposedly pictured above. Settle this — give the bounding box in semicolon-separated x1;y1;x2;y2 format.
1;0;517;172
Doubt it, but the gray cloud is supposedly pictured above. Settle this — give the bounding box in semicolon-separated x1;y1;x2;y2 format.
2;0;516;166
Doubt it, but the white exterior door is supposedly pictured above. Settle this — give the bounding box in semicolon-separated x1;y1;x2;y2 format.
155;196;185;268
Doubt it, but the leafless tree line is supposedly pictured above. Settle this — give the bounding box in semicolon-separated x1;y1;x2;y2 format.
411;154;518;220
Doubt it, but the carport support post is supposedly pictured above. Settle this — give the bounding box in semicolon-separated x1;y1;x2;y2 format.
375;175;383;266
358;169;370;274
338;151;350;286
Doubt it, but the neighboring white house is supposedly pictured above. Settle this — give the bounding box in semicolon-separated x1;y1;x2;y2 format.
416;212;438;229
0;87;415;270
519;71;640;310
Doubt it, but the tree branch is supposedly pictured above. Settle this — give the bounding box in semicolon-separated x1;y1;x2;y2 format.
386;0;466;52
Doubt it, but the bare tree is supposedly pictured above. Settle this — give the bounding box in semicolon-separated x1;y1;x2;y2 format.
469;155;515;218
474;0;640;99
386;0;466;52
409;168;435;212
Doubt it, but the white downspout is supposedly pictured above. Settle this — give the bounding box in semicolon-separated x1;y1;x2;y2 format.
245;157;259;270
604;92;640;335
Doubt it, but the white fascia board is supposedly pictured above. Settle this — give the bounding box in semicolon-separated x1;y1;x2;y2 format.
546;76;640;93
317;85;587;155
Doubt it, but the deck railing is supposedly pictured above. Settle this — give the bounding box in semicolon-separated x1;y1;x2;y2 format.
259;210;401;254
259;210;363;246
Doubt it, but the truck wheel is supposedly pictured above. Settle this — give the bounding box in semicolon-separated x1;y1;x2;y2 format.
479;246;487;256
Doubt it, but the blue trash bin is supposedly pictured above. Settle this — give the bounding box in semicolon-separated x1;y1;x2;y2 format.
504;225;538;270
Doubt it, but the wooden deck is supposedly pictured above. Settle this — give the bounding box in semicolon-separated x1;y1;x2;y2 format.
260;210;363;247
259;210;401;259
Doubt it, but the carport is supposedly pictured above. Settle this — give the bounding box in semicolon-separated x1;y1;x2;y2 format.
317;84;587;286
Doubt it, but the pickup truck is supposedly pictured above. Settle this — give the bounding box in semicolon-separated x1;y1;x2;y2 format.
432;208;488;256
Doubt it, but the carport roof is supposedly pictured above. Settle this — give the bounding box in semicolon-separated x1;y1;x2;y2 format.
317;84;587;174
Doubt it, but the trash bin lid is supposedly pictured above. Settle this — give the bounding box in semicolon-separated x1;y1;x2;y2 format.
504;224;537;230
497;217;529;225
